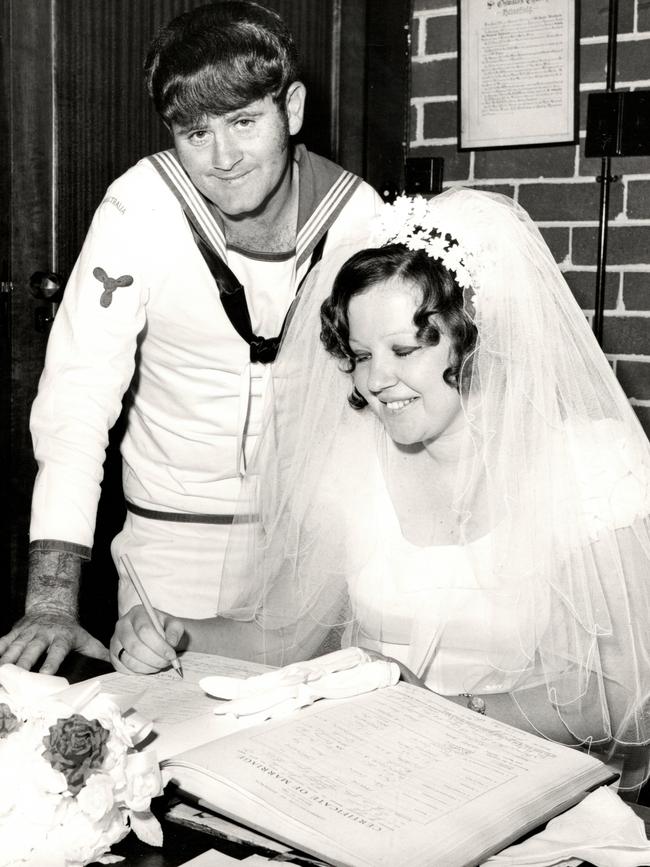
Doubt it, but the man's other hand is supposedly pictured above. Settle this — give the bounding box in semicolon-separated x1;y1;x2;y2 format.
1;545;108;673
0;611;109;674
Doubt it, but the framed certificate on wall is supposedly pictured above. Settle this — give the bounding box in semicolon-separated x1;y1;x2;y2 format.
458;0;578;150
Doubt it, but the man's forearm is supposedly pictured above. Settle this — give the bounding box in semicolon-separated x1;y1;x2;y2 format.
25;549;82;618
2;547;107;673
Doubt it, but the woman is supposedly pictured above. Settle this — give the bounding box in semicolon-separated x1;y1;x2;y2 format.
112;189;650;787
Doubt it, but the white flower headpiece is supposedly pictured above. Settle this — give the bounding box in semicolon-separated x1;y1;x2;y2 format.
370;195;476;291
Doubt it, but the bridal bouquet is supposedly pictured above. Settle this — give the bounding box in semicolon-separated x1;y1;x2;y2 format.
0;665;163;867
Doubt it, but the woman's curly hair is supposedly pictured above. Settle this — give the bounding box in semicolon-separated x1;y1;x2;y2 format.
320;244;477;410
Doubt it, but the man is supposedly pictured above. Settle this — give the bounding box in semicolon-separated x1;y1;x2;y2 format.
0;1;382;673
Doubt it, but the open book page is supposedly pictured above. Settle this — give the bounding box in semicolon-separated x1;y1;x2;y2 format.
94;652;272;760
173;651;272;682
94;651;271;722
165;683;613;867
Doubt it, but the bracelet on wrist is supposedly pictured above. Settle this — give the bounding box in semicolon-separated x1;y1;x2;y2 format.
459;693;487;714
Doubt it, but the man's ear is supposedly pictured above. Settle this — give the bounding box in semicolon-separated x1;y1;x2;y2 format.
285;81;306;136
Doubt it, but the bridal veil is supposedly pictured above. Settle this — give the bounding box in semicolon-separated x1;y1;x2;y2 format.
219;189;650;778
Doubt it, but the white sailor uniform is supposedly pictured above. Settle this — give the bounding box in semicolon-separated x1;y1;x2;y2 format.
30;145;382;616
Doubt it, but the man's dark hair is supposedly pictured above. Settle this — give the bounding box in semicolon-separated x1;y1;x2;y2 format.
320;244;478;411
145;1;300;126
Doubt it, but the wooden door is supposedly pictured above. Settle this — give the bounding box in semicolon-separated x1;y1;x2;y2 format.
2;0;410;640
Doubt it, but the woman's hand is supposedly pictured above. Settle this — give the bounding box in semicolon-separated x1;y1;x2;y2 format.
110;605;185;674
361;647;431;690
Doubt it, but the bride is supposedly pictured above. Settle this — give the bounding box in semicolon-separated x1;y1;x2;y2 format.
112;189;650;789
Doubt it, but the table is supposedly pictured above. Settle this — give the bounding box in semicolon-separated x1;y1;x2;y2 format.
108;805;276;866
56;655;650;867
107;800;650;867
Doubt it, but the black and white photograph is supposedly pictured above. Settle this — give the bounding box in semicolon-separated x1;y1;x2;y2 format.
2;1;650;865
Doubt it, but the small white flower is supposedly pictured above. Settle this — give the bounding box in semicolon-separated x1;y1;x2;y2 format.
427;235;448;261
443;245;465;273
123;752;163;812
405;235;428;253
50;802;128;866
77;774;115;823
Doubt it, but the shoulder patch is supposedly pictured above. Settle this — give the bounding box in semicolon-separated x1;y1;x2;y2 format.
93;266;134;308
101;195;127;215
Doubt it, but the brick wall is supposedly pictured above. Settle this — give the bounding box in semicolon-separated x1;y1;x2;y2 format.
410;0;650;436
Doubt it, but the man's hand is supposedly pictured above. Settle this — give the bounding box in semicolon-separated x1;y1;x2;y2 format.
0;547;108;674
0;611;109;674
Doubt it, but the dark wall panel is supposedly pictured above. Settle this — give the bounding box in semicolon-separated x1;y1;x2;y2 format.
6;0;57;622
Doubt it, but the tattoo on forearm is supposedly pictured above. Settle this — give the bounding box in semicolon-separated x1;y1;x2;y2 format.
26;550;81;617
30;551;78;587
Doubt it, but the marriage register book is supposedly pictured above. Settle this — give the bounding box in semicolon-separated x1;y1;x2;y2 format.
160;681;615;867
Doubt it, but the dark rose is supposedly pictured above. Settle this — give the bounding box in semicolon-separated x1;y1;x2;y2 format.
43;714;110;795
0;703;20;738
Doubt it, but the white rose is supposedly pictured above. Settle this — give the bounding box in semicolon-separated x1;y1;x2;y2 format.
122;752;163;812
103;731;129;775
48;802;127;866
77;773;115;822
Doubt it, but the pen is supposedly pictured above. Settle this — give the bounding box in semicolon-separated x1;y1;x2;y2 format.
120;553;184;679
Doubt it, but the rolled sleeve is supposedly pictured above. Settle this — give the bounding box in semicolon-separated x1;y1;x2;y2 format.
29;539;92;561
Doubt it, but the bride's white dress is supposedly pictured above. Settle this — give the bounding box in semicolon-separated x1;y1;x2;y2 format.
348;419;650;696
348;467;533;695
